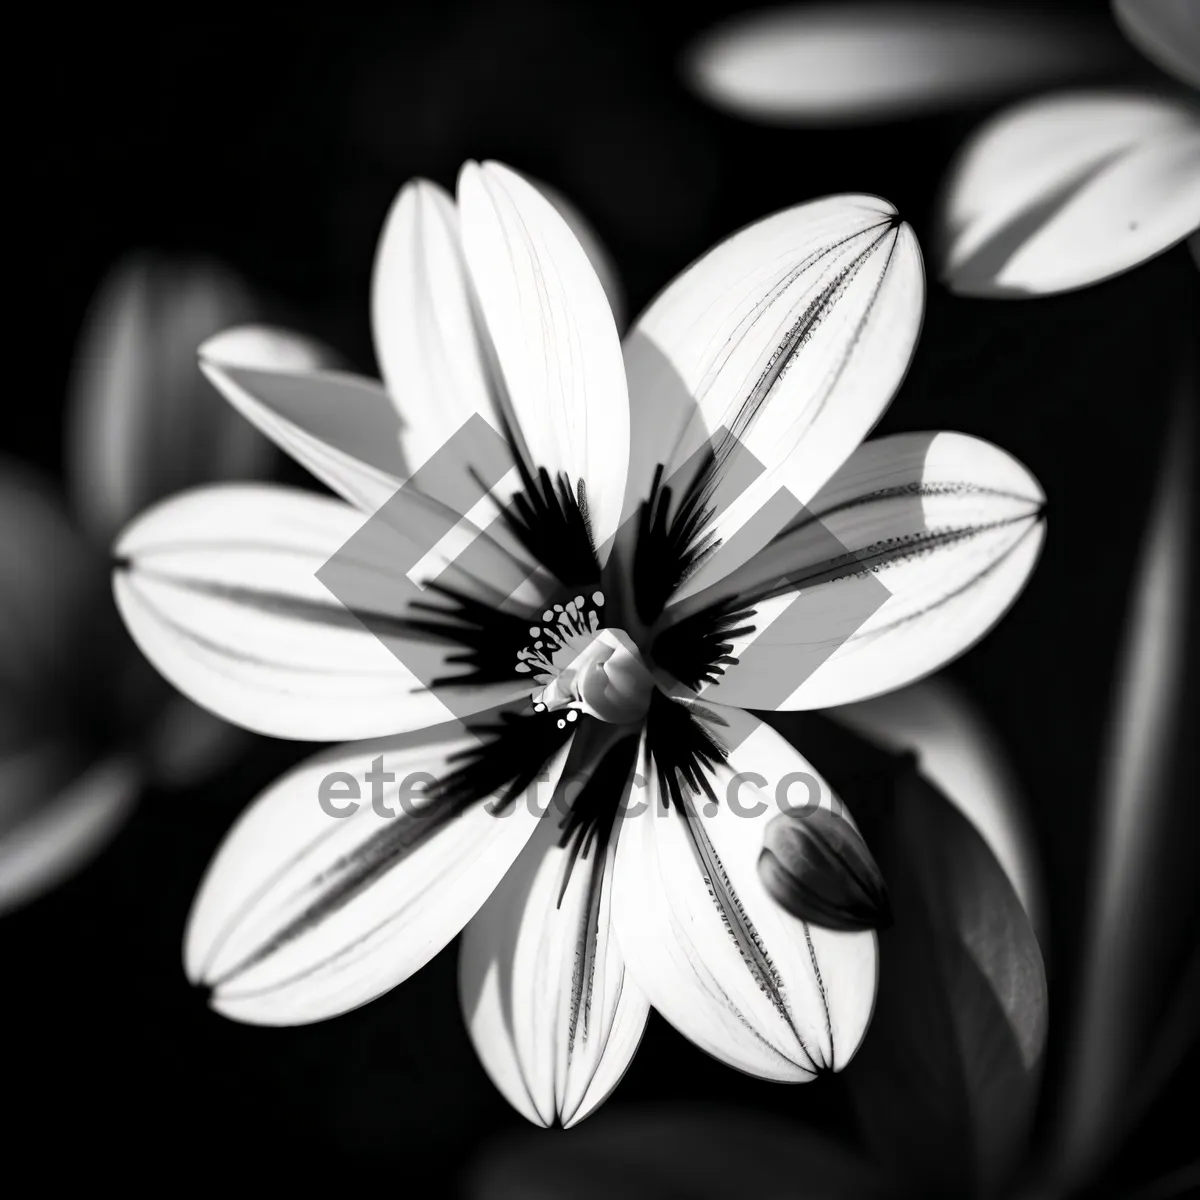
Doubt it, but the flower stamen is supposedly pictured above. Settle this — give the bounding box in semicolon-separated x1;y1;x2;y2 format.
514;593;655;726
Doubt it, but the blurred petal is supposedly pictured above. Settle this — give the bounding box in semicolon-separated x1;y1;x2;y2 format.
67;256;276;544
370;180;511;473
1113;0;1200;89
1054;357;1195;1186
687;4;1123;125
1126;938;1200;1137
674;432;1044;711
0;461;101;696
939;92;1200;297
457;161;630;561
625;196;923;578
113;484;526;741
0;749;139;916
187;724;570;1025
142;695;252;789
613;708;877;1081
467;1106;890;1199
199;326;408;514
829;677;1044;935
460;729;648;1127
844;759;1048;1195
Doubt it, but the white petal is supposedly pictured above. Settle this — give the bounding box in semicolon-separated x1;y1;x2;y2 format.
187;724;571;1025
67;256;274;544
114;484;529;741
687;5;1122;124
1113;0;1200;90
827;678;1044;934
624;195;923;585
940;92;1200;297
461;731;648;1127
457;161;630;561
612;709;877;1080
0;748;139;916
199;326;408;514
370;180;511;473
531;178;626;332
674;432;1044;710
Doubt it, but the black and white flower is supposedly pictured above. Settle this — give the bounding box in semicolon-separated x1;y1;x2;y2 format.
113;162;1045;1125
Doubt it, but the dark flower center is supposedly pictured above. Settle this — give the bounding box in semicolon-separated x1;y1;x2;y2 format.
421;454;757;863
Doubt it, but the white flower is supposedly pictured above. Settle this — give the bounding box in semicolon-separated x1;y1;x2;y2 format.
937;0;1200;295
113;162;1045;1126
684;3;1124;125
0;256;277;915
683;2;1200;296
939;87;1200;296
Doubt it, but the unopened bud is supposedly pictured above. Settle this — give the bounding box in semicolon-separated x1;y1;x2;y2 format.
758;807;891;931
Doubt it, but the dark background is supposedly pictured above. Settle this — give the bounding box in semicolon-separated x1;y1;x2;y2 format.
10;0;1197;1191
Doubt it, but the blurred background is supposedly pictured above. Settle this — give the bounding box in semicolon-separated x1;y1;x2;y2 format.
10;0;1197;1192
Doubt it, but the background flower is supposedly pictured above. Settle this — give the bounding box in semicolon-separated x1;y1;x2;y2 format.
684;3;1200;296
0;257;279;914
9;1;1196;1190
685;3;1130;124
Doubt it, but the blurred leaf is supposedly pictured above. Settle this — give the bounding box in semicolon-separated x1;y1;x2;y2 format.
0;752;140;916
1052;350;1196;1189
829;678;1044;938
466;1105;890;1199
0;461;102;698
938;91;1200;298
0;462;142;913
66;255;275;545
842;758;1048;1197
1113;0;1200;90
142;695;253;790
685;4;1125;126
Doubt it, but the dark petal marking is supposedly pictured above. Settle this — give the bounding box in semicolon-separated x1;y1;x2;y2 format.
679;792;820;1075
205;788;460;989
792;479;1044;532
745;512;1042;608
123;549;587;694
630;219;901;633
124;565;416;636
651;598;758;692
437;707;577;816
851;518;1046;640
804;922;835;1072
710;217;900;471
556;730;640;901
657;497;1043;686
643;690;727;814
567;844;607;1061
407;584;548;686
206;712;571;993
494;462;600;589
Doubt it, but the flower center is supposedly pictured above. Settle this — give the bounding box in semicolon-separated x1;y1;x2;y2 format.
515;593;655;727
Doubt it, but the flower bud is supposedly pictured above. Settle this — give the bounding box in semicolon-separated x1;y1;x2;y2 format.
758;807;891;931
